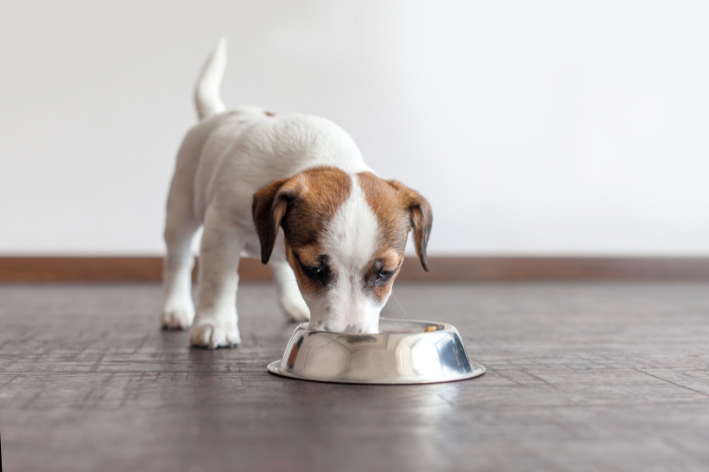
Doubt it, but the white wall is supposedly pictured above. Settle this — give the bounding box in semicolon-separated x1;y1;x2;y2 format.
1;0;708;256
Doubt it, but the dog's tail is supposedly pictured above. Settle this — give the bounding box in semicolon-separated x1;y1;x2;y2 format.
194;37;227;121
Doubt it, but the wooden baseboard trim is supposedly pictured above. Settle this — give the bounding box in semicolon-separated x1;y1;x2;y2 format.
1;256;709;282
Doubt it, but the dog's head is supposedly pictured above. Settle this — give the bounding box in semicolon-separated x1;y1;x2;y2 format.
252;166;432;333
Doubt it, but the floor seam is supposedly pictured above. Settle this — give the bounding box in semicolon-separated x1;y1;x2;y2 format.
631;368;709;399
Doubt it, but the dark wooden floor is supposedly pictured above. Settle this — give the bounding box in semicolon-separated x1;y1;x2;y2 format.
1;282;708;472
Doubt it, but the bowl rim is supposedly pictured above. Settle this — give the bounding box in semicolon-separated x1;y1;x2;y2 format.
267;360;486;385
291;317;459;336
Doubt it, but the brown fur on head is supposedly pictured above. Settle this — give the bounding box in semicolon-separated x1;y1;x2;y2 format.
252;166;432;333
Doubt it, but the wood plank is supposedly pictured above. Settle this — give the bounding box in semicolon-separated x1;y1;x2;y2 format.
1;256;709;282
402;256;709;281
0;256;164;282
1;282;709;471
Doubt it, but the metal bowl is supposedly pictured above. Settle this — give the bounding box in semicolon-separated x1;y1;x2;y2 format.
267;318;485;385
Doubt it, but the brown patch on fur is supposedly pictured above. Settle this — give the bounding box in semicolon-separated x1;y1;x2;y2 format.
264;111;276;117
252;167;352;265
376;248;402;271
364;248;404;301
284;240;322;296
357;172;432;272
373;280;394;301
381;178;432;272
279;168;351;249
357;173;410;255
295;244;325;267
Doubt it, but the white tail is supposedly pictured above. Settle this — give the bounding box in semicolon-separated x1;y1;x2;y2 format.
194;38;227;120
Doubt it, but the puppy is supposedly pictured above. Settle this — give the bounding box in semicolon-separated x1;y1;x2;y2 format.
161;39;432;348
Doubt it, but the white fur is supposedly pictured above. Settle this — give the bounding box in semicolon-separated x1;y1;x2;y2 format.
161;40;377;347
194;37;227;120
306;176;382;333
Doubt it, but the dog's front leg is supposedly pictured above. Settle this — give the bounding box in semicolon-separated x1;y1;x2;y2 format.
189;208;243;348
270;258;310;322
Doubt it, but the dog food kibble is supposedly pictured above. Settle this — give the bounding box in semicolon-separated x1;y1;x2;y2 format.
424;326;437;333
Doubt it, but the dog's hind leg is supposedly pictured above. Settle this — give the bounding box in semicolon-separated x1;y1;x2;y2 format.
161;176;200;329
269;247;310;322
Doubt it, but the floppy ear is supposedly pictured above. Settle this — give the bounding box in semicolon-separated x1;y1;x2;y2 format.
388;181;433;272
252;176;303;264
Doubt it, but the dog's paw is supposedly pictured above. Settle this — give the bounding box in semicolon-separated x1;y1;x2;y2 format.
280;290;310;322
189;319;241;349
160;299;195;330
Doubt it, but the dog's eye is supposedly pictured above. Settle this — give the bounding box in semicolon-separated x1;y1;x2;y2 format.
295;253;331;284
300;262;329;283
376;269;394;281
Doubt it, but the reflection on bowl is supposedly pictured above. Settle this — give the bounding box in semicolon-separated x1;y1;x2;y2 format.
267;318;485;385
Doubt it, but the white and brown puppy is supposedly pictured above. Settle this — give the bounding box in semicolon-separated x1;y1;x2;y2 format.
161;39;432;348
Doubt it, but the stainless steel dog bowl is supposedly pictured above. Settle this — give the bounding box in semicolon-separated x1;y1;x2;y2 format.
267;318;485;384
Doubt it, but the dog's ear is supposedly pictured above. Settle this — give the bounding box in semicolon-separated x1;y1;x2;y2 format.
388;180;433;272
252;176;304;264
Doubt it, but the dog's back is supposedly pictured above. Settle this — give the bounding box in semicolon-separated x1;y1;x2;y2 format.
174;40;372;234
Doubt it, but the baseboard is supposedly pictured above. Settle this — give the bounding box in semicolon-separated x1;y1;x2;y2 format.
1;256;709;282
